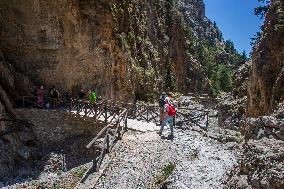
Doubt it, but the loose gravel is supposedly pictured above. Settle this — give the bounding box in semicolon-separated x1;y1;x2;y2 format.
94;127;238;189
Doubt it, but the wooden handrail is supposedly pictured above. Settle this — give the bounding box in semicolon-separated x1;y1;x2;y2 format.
86;109;127;149
16;95;211;131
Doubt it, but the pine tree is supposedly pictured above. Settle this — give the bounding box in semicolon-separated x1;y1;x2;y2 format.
242;50;248;62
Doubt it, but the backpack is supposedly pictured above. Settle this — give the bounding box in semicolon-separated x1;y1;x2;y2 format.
167;103;177;116
158;96;166;107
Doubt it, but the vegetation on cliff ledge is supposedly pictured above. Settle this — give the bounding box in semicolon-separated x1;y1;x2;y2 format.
111;0;246;100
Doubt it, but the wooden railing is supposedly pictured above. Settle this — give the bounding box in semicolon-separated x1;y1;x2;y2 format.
176;108;209;131
85;109;128;171
14;95;211;173
15;96;210;130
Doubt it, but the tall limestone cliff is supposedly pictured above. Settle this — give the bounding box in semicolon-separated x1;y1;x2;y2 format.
247;0;284;117
0;0;241;102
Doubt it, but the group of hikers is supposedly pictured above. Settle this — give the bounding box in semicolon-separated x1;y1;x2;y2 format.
35;85;63;108
77;89;97;103
35;86;97;108
36;86;175;137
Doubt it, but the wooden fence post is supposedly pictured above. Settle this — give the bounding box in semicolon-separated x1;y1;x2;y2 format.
84;102;88;117
104;104;107;124
106;129;110;153
93;158;97;172
77;101;80;115
205;112;209;131
133;105;136;119
94;104;97;120
124;114;128;131
146;106;149;122
69;99;73;112
117;126;121;139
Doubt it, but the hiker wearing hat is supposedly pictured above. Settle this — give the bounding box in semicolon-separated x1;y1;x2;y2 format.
158;96;177;138
158;92;167;125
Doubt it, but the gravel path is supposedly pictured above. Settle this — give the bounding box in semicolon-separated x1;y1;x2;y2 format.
94;127;238;189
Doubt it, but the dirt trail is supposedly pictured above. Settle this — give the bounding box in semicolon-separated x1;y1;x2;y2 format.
93;126;237;189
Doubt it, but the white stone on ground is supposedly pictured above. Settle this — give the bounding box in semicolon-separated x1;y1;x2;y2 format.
93;128;237;189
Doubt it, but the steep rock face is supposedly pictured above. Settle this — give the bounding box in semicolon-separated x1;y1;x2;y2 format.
0;0;133;101
0;49;33;101
115;0;224;97
0;0;229;102
0;49;37;180
247;0;284;117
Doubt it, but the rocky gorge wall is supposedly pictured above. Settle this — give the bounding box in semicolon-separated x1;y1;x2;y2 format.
225;2;284;188
0;0;134;102
247;0;284;117
0;0;234;102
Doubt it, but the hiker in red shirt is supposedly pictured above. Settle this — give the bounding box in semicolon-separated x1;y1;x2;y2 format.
158;97;176;138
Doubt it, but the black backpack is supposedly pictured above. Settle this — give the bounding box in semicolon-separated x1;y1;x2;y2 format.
158;96;166;107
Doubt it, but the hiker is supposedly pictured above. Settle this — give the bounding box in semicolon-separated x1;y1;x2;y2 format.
158;97;177;138
48;86;55;96
53;88;60;108
49;86;59;108
78;89;86;100
32;88;37;97
48;86;55;108
88;90;97;104
158;92;167;125
63;90;71;101
37;85;45;108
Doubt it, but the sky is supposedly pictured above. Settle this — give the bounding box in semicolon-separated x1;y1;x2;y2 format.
203;0;266;54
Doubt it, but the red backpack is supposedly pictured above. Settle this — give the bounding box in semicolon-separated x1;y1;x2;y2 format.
167;103;177;116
